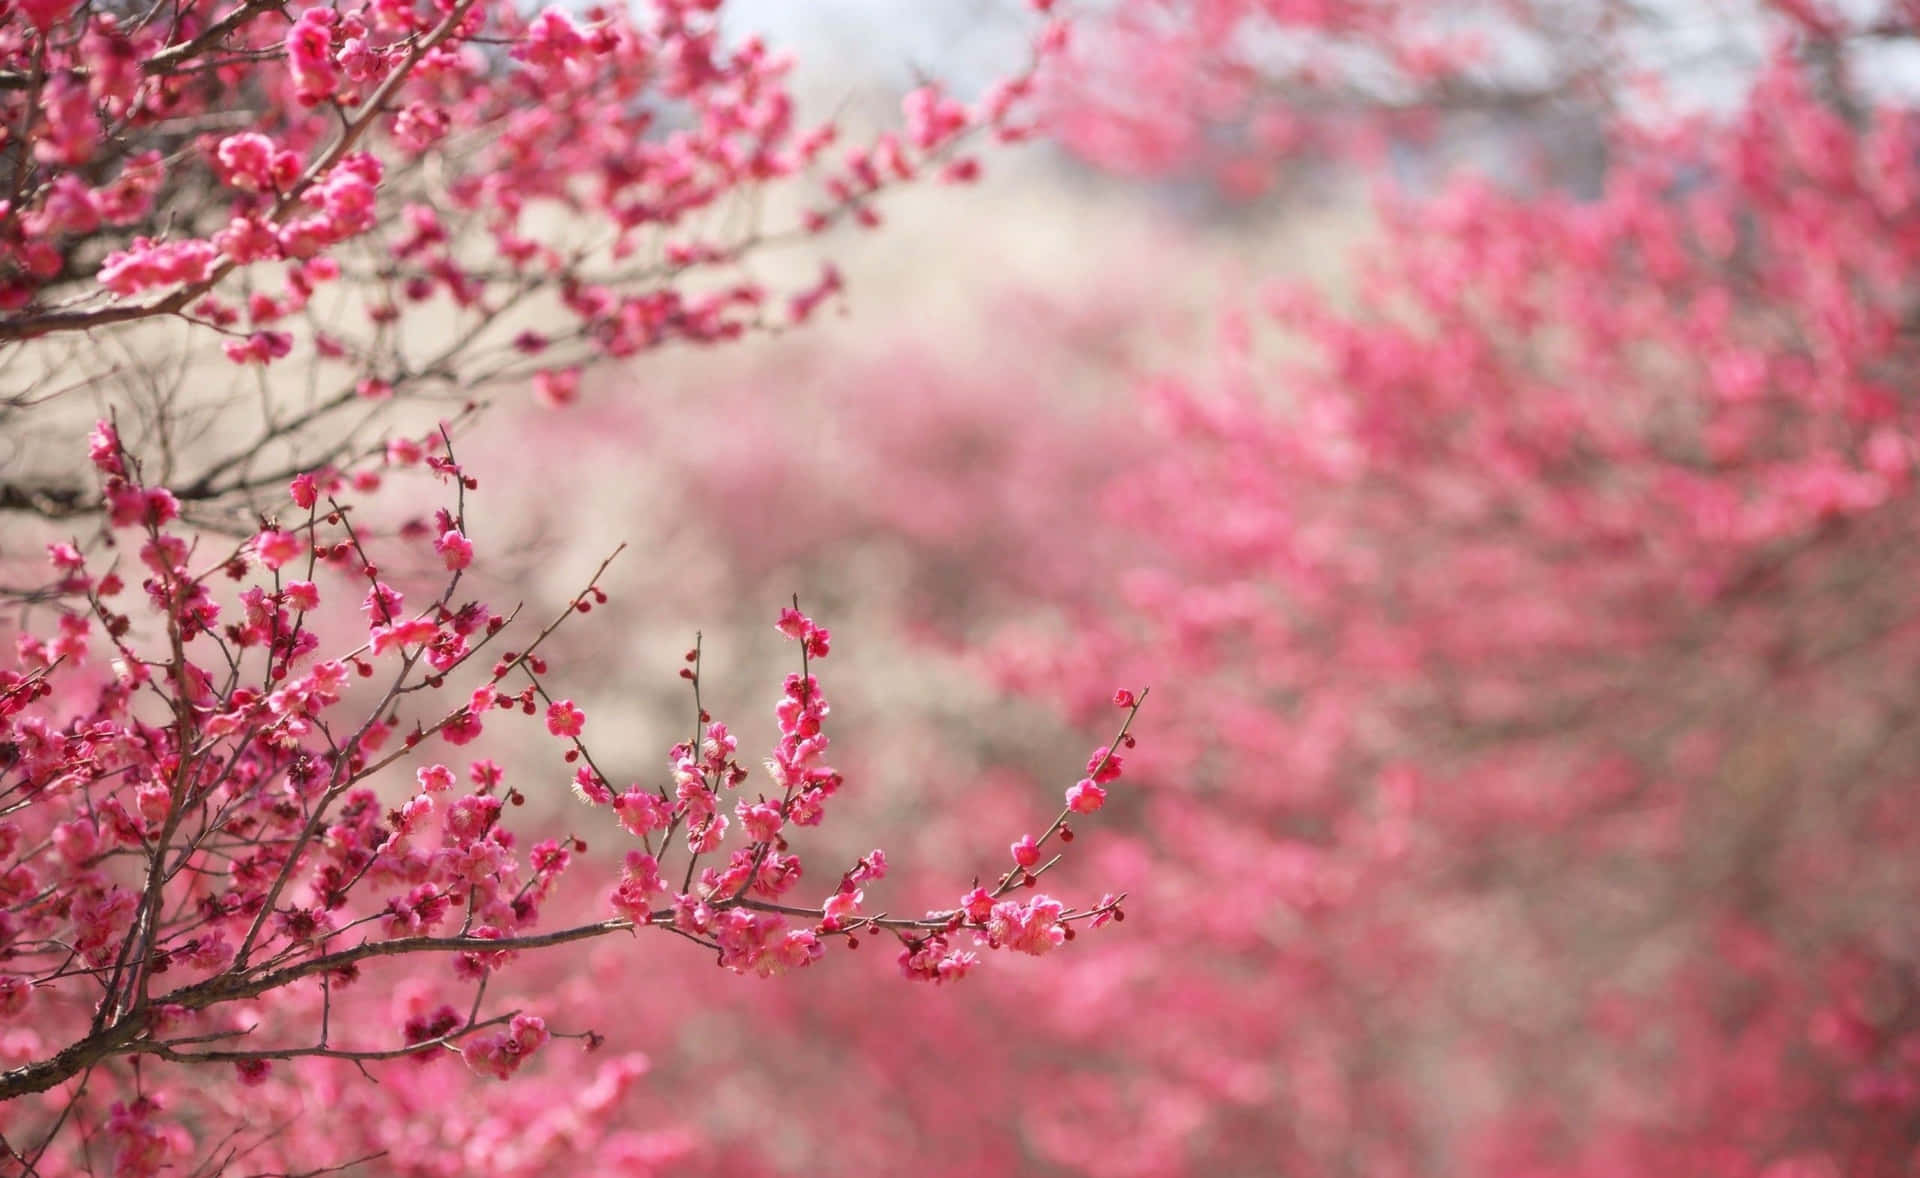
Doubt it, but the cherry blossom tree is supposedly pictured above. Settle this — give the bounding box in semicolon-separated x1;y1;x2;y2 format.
0;0;1141;1174
0;0;1064;520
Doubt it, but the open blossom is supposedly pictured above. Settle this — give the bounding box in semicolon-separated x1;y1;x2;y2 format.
87;420;124;474
444;794;502;845
106;485;179;528
740;800;785;842
899;934;979;984
960;886;994;923
251;529;302;570
546;699;585;737
362;582;404;619
214;134;297;192
775;606;832;658
614;788;671;835
986;896;1067;956
849;848;888;883
822;887;863;927
317;161;379;234
434;529;474;569
1065;777;1106;813
369;617;438;654
1086;744;1123;783
610;851;665;919
710;908;823;977
284;580;320;610
572;766;613;805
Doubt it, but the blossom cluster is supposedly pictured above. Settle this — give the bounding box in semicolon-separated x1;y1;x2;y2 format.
1;0;1068;362
576;599;1138;982
0;412;1136;1175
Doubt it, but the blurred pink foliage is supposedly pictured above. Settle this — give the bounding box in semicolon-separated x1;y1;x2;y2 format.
590;4;1920;1176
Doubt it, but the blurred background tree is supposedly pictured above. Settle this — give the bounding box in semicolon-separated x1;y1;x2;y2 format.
547;2;1920;1175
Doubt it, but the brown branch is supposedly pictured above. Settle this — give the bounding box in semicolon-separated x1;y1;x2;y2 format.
0;919;635;1103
